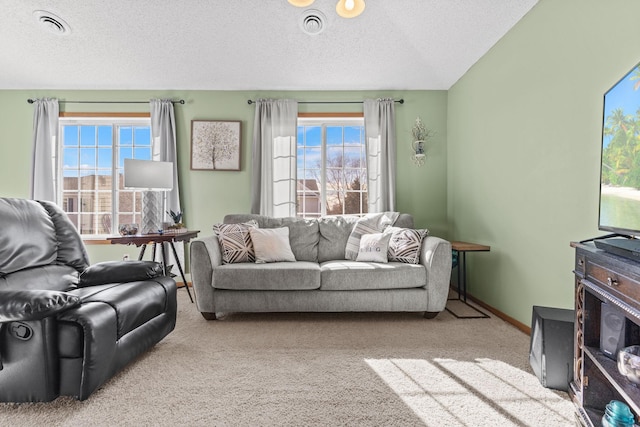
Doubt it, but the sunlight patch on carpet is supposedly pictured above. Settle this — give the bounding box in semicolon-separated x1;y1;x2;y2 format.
364;358;574;427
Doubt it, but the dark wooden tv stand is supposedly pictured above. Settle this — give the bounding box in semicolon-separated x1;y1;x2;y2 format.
570;240;640;426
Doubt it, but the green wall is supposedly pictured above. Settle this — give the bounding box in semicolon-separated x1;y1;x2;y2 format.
447;0;640;324
0;89;448;263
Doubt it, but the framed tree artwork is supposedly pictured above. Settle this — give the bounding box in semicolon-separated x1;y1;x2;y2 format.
190;120;241;171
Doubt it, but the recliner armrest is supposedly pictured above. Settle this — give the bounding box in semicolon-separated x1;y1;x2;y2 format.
78;260;164;287
0;289;81;323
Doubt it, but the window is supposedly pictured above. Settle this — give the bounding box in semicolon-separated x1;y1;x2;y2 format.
296;117;367;218
58;117;152;236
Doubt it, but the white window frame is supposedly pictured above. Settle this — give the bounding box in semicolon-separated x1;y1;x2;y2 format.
57;116;152;237
297;116;367;218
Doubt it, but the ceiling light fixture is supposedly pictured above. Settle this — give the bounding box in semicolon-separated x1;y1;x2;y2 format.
288;0;315;7
336;0;365;18
287;0;366;19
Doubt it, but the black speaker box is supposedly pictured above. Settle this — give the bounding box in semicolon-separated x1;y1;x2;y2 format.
600;302;626;359
529;305;574;391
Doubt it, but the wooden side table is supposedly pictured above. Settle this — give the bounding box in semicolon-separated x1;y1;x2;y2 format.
108;230;199;303
448;241;491;319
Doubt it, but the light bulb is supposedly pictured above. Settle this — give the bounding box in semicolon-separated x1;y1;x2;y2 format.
335;0;365;18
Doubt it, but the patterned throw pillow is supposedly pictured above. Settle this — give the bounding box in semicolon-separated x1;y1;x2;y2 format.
355;232;392;263
344;212;399;260
213;220;259;264
387;227;429;264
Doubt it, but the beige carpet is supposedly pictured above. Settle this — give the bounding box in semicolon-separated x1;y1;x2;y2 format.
0;291;574;426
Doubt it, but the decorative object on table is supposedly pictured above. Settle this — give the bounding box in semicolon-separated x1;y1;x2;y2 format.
410;116;434;167
601;400;635;427
617;345;640;385
123;159;174;234
165;209;187;233
118;223;139;236
191;120;241;171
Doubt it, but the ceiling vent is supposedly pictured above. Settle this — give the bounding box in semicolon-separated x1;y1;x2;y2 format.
33;10;71;35
300;9;327;36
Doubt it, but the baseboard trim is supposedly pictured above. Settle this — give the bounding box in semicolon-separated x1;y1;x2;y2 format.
466;294;531;335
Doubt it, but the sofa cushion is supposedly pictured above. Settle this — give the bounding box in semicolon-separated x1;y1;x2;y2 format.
223;214;319;262
317;216;359;262
280;217;319;262
356;232;392;263
320;260;426;291
0;198;58;275
69;280;169;339
0;265;79;292
345;212;399;260
249;227;296;263
213;220;258;264
212;261;320;290
387;227;429;264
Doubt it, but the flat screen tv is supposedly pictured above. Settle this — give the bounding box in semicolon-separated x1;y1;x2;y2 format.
599;61;640;237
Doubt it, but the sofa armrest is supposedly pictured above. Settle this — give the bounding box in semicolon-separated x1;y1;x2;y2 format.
420;236;452;312
189;235;222;316
0;290;81;323
78;261;164;288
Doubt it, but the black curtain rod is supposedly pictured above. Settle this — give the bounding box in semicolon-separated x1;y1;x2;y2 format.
27;99;185;105
247;99;404;105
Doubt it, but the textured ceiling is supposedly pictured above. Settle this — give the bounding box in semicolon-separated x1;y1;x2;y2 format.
0;0;538;91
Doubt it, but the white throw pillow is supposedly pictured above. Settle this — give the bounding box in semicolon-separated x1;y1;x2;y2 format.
356;232;391;263
249;227;296;263
344;212;400;260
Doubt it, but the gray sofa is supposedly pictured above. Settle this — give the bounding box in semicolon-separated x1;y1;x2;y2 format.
190;213;452;319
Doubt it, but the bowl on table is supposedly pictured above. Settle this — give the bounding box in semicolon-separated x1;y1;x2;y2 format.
118;223;139;236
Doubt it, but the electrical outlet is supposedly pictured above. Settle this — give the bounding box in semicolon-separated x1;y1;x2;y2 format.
123;254;129;261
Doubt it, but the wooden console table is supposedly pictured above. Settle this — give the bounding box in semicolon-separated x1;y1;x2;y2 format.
108;230;199;303
447;241;491;319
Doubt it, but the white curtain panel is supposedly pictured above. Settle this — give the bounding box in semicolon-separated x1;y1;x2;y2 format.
364;98;397;212
150;99;183;276
251;99;299;217
31;98;59;201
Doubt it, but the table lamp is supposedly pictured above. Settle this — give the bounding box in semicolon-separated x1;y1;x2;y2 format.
124;159;174;234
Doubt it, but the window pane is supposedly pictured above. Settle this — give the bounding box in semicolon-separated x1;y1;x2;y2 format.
120;127;133;145
98;126;112;146
344;147;361;168
64;126;78;146
63;148;78;169
119;147;133;165
80;176;95;190
326;147;343;168
80;148;96;169
303;127;321;146
344;126;362;144
97;148;112;169
327;126;343;145
134;147;151;160
80;126;96;146
134;127;151;145
63;174;79;190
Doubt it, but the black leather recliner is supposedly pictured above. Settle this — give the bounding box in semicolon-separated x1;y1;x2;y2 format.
0;197;177;402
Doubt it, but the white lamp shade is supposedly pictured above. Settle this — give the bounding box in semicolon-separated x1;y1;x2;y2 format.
124;159;174;190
